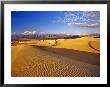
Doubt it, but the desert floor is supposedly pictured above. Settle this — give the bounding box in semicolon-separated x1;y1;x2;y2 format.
11;37;100;77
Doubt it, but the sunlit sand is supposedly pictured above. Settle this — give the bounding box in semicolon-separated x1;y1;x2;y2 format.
11;37;100;77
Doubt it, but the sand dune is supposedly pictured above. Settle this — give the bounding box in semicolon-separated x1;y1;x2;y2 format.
11;45;100;77
16;37;100;53
38;46;100;66
11;37;100;77
88;41;100;51
51;37;100;53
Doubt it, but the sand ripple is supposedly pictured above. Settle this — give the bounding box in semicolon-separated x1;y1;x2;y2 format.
11;45;100;77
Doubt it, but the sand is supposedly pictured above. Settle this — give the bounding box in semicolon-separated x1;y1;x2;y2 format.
52;37;100;53
11;37;100;77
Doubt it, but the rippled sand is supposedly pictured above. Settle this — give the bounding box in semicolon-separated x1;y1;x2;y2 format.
11;37;100;77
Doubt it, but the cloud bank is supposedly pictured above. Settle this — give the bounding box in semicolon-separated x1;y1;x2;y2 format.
57;11;100;28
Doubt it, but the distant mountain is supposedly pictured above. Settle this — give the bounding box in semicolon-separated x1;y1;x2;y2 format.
11;31;100;40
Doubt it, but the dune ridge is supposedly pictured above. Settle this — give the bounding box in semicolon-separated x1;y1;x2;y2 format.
11;37;100;77
12;45;100;77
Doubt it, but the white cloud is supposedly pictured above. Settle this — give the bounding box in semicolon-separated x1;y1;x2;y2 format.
21;31;37;35
21;31;48;35
68;22;100;28
57;11;100;28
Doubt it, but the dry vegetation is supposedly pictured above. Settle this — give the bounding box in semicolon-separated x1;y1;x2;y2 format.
11;37;100;77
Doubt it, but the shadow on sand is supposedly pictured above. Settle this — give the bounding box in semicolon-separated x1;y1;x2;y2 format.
32;45;100;66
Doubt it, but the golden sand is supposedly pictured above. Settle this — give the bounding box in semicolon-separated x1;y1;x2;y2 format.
52;37;100;53
11;37;100;77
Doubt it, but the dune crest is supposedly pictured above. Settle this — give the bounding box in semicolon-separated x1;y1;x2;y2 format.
12;44;100;77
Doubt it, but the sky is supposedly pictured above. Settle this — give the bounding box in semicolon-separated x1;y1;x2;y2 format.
11;11;100;35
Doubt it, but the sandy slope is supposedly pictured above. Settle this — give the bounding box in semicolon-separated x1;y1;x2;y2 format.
51;37;100;53
39;46;100;66
11;45;100;77
88;41;100;51
13;37;100;53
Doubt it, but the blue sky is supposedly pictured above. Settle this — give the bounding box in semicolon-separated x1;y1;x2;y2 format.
11;11;100;34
